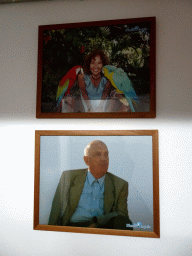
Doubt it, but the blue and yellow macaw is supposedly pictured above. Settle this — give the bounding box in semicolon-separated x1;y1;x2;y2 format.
103;65;139;112
56;65;82;106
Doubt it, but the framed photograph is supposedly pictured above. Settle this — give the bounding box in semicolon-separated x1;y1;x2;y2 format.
36;17;156;118
34;130;160;238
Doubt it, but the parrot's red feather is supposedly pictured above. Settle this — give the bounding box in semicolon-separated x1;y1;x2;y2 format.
59;65;81;87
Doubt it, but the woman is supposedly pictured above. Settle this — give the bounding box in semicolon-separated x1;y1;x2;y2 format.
78;49;112;112
57;49;135;112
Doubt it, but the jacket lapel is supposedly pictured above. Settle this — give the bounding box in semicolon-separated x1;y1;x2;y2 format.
104;173;115;214
69;169;87;214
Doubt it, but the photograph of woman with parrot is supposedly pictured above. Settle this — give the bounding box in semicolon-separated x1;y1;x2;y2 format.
37;17;156;117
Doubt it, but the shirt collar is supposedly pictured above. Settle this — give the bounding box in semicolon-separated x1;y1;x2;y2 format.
87;169;105;187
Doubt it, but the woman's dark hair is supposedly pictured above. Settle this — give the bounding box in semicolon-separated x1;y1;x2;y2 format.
83;49;110;74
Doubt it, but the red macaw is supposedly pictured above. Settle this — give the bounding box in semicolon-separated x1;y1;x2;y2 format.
56;65;82;106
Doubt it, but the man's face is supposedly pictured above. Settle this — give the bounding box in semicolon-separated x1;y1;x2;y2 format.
84;142;109;179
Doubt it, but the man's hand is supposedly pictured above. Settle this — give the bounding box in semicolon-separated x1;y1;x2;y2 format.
88;223;98;228
88;216;98;228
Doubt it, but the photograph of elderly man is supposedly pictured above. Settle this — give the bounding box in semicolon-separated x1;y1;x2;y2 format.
48;140;133;230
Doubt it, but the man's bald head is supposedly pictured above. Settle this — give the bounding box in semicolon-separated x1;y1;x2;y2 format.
83;140;109;179
84;140;108;156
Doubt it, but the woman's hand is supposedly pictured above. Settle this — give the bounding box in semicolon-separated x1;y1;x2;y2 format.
63;95;75;110
77;68;84;82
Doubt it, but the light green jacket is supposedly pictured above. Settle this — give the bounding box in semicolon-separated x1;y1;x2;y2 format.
48;168;130;226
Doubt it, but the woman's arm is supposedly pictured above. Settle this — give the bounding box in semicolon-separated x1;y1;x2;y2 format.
78;73;93;112
101;80;112;100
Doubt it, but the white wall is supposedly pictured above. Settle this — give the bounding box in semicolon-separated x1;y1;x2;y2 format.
0;0;192;255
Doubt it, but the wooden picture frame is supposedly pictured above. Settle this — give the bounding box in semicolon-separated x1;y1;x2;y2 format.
36;17;156;118
34;130;160;238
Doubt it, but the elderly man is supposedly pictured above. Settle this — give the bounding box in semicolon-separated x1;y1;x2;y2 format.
48;140;132;229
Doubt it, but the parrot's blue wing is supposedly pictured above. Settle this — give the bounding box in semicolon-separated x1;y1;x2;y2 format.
104;65;139;112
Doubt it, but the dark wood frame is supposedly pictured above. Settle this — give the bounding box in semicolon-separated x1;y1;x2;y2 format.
34;130;160;238
36;17;156;118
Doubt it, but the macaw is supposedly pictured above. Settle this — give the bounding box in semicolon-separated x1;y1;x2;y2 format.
103;65;139;112
56;65;82;106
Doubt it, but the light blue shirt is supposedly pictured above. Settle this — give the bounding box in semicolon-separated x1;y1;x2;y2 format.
84;74;107;100
70;171;105;222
